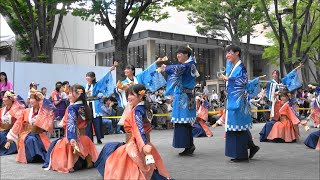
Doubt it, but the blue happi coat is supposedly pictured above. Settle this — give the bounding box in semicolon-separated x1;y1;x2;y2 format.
165;56;198;124
266;79;279;102
85;71;115;118
115;62;166;108
226;61;252;131
282;69;302;91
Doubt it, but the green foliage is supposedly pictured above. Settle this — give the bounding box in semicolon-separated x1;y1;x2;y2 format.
0;0;76;62
73;0;171;26
262;0;320;68
174;0;265;44
130;3;169;23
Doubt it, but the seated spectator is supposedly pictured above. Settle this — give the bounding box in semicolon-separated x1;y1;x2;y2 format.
51;81;62;102
101;96;121;134
41;87;47;99
62;81;70;99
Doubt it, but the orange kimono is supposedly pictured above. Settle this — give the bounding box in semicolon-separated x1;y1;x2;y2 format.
194;100;212;137
7;107;51;163
0;101;25;156
97;103;170;180
267;102;300;142
43;102;98;173
270;99;284;121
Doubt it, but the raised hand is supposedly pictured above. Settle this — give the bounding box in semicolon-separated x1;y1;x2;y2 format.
258;75;267;79
294;63;304;70
110;65;116;72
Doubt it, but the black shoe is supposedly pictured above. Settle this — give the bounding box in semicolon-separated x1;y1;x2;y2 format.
179;149;189;156
97;139;102;144
188;145;196;154
178;145;196;156
249;146;260;159
231;158;249;162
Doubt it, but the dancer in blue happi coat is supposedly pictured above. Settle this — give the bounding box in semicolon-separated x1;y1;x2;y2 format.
158;45;200;156
218;45;260;162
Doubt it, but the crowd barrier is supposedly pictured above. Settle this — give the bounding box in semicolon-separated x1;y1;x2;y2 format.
102;108;312;119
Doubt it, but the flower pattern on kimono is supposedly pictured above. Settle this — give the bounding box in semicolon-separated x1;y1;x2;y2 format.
230;71;251;115
66;107;77;140
1;113;12;124
167;65;185;94
230;74;247;106
78;106;86;120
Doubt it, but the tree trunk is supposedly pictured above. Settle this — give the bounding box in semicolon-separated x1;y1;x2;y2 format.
114;38;129;81
48;46;53;64
284;48;294;74
301;60;309;87
316;70;320;85
243;9;251;66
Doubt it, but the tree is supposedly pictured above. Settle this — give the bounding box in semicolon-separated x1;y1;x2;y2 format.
0;0;75;63
175;0;264;61
73;0;171;80
261;0;320;83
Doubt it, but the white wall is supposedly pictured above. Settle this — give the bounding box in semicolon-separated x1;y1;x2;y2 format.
0;60;116;100
53;14;95;66
0;60;142;100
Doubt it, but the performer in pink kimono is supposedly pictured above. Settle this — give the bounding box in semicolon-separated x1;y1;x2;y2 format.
267;89;300;142
192;95;213;137
95;84;171;180
6;91;54;163
43;84;98;173
0;91;25;156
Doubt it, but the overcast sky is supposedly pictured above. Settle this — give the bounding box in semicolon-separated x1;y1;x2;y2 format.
94;7;273;46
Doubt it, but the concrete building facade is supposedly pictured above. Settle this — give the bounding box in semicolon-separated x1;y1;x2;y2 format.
0;14;95;66
95;30;276;93
52;14;95;66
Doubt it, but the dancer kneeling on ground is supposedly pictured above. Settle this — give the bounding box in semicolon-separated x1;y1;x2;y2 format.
95;84;171;180
267;89;300;143
192;95;213;137
6;91;54;163
43;84;98;172
0;91;25;156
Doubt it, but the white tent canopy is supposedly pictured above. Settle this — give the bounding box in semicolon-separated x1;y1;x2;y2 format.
0;14;15;46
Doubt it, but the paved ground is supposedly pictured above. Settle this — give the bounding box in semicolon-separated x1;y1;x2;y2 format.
0;122;319;180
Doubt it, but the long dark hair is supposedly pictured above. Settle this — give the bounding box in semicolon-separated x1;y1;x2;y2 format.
70;84;92;121
86;72;97;84
0;72;8;86
127;84;150;112
272;70;281;83
126;65;135;76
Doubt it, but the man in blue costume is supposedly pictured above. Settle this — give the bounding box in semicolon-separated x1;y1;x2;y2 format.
159;46;199;156
219;45;260;162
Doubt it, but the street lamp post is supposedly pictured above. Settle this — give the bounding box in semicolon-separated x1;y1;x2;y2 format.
278;8;293;77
